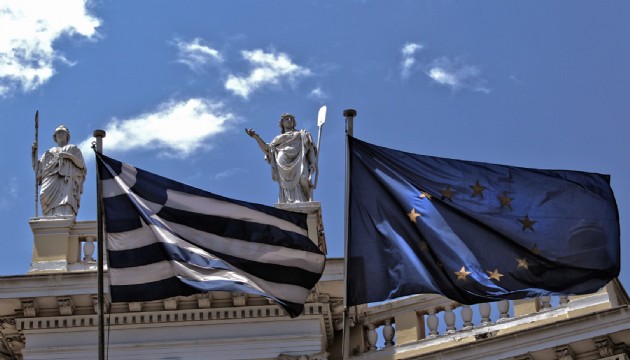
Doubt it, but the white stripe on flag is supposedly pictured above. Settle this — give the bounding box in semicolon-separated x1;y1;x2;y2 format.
107;225;312;304
165;189;308;236
102;163;137;198
109;260;310;304
107;221;157;251
109;261;175;285
164;220;325;273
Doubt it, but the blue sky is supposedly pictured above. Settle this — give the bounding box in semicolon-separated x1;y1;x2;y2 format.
1;1;629;291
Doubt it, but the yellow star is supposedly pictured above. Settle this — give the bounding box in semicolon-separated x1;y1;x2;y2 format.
497;191;513;210
440;186;456;202
419;191;432;200
516;258;529;270
455;266;471;281
470;180;486;199
407;208;421;223
486;269;504;281
519;215;537;231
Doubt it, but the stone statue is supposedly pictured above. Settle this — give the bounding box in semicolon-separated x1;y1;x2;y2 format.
246;113;318;203
32;125;86;217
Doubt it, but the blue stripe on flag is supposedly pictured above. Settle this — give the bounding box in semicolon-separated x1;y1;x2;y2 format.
157;206;318;253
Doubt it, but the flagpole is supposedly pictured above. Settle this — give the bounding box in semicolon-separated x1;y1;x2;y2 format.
93;129;106;360
342;108;357;360
33;111;39;217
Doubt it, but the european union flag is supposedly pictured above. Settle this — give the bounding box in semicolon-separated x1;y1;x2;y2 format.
347;136;620;306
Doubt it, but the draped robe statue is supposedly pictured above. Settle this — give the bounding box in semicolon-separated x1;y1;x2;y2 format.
32;125;86;217
246;113;318;203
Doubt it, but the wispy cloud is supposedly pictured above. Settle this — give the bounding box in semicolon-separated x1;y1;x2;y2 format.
308;87;327;100
79;98;236;158
426;57;490;93
225;49;311;99
173;37;222;72
0;0;101;97
400;42;423;79
214;168;247;180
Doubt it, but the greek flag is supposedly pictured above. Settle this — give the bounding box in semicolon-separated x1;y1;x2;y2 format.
96;152;325;317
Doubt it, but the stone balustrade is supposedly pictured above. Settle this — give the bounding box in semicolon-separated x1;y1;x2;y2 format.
350;287;618;357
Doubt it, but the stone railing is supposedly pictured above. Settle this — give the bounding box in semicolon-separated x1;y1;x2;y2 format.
348;280;628;357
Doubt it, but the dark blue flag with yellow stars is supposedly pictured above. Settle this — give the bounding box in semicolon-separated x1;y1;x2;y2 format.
347;136;620;306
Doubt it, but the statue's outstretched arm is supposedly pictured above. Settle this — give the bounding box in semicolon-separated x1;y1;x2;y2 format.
245;128;270;158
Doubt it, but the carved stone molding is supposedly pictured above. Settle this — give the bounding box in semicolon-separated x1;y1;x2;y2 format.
57;297;75;316
92;295;109;314
5;334;25;351
197;293;213;309
17;303;329;332
232;293;248;307
0;317;16;330
554;345;575;360
514;355;533;360
594;336;615;357
21;299;37;318
278;352;329;360
129;302;143;312
307;288;319;303
164;298;178;311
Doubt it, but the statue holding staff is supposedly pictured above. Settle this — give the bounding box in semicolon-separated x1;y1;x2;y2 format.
32;125;87;217
246;113;318;203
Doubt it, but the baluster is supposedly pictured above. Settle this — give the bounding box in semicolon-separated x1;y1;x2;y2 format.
479;303;491;325
82;236;95;262
366;323;377;351
461;305;473;329
539;296;551;310
497;300;510;321
382;319;395;347
444;305;456;333
426;308;439;337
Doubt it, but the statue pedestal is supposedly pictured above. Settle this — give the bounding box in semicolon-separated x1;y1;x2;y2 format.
275;201;327;254
28;216;97;273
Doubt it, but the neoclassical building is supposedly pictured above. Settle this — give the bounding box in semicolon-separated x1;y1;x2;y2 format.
1;201;629;359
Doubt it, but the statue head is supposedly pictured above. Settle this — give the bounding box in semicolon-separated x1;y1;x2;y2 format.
278;113;296;134
53;125;70;145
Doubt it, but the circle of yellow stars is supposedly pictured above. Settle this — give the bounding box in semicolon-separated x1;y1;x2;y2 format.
405;183;543;286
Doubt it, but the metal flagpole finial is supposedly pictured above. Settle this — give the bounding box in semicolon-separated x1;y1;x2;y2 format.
343;109;357;137
93;130;106;154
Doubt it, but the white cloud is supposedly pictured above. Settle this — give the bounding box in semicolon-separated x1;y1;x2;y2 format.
428;68;458;86
0;0;101;96
225;49;311;99
426;57;490;93
308;87;327;100
173;37;222;72
79;98;236;158
400;42;423;79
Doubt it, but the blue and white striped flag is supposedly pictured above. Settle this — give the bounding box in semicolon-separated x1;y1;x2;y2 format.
96;152;326;317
